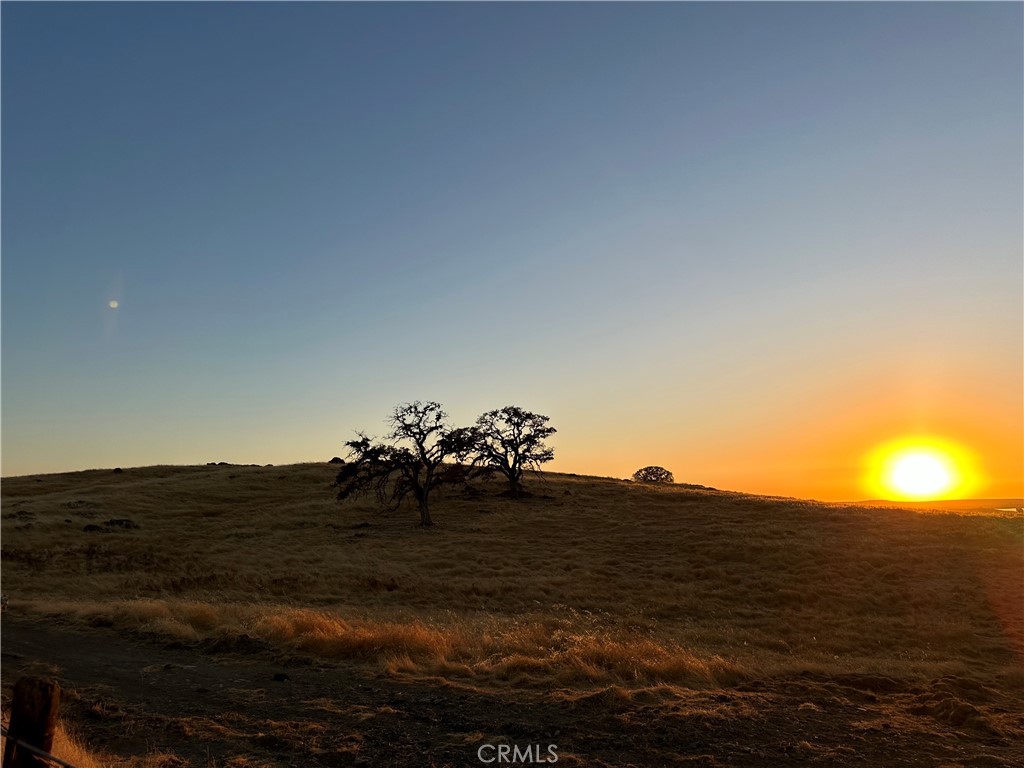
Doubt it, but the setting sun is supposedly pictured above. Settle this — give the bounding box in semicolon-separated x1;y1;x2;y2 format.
888;451;953;497
864;436;982;501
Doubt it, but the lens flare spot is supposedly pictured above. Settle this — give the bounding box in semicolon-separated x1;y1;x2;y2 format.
108;300;119;309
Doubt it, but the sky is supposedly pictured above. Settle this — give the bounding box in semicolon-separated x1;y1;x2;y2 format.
2;2;1022;500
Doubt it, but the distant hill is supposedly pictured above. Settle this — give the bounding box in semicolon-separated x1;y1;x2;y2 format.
849;498;1023;516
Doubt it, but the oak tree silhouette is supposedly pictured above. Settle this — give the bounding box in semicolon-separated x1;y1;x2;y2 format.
334;401;472;527
632;466;675;483
466;406;556;498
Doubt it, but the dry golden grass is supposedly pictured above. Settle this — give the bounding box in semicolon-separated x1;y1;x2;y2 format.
1;725;99;768
2;702;196;768
51;725;105;768
2;463;1021;690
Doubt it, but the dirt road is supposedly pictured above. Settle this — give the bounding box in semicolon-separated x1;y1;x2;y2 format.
2;616;1021;767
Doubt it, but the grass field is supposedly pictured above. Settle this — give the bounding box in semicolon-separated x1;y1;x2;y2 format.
1;463;1022;765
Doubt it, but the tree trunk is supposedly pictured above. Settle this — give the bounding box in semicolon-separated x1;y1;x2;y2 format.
508;477;521;498
418;499;433;527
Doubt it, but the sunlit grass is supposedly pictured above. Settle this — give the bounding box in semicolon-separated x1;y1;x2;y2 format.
14;597;747;689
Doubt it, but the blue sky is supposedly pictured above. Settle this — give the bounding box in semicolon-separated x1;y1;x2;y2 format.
3;3;1021;498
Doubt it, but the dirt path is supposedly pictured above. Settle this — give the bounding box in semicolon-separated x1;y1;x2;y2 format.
2;616;1021;767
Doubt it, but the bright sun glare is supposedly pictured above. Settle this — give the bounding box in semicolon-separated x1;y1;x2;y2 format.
864;437;980;501
887;451;952;497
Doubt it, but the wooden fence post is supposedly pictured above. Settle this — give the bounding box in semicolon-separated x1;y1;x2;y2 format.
3;676;60;768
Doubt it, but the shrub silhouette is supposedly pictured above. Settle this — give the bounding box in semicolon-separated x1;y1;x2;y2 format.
632;466;674;484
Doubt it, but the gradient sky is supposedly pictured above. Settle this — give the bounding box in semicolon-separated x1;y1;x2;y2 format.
3;3;1022;500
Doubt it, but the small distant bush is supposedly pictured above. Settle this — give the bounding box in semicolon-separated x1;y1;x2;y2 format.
632;466;674;484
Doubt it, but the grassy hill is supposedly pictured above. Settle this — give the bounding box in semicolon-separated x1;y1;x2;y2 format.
2;463;1021;691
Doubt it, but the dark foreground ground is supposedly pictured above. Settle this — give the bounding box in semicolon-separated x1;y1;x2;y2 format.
2;616;1022;768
